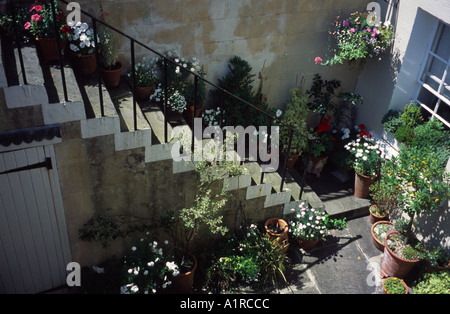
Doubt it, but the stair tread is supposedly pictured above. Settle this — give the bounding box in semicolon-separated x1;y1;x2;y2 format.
15;44;44;86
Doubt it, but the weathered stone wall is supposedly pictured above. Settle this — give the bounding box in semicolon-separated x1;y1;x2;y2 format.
54;120;284;266
74;0;367;110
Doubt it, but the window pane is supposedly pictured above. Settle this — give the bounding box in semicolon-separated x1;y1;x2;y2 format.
431;23;450;61
421;55;447;85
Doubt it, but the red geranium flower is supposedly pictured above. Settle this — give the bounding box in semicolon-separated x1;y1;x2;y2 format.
317;116;331;133
358;123;366;130
61;25;71;34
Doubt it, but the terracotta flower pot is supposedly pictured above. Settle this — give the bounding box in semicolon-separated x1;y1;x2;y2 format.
381;231;420;279
71;52;97;76
298;238;320;250
35;37;65;62
306;155;328;178
265;218;289;252
383;277;408;294
369;204;389;224
281;153;300;170
100;62;123;88
371;220;394;251
134;85;156;102
184;105;204;124
172;253;197;294
354;172;375;199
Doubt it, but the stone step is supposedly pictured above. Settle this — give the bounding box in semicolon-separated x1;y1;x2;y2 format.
107;78;151;132
14;43;44;86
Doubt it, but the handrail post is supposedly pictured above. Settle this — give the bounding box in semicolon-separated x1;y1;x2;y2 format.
93;19;104;115
191;75;198;153
280;128;293;192
11;1;27;85
130;39;137;130
163;59;168;143
219;90;225;130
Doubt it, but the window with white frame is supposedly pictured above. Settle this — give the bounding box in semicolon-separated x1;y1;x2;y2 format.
413;21;450;129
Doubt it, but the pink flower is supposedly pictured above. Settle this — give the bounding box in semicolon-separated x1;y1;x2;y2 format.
342;20;350;27
314;56;323;65
24;22;31;30
350;28;356;33
31;14;42;23
29;4;42;12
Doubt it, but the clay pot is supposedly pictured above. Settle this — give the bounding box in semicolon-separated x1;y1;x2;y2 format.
382;277;408;294
265;218;289;252
71;52;97;76
298;238;320;250
381;231;420;279
35;37;65;62
135;85;156;102
371;220;394;252
369;204;389;224
306;155;328;178
184;105;204;125
100;62;123;88
172;253;197;294
354;172;376;199
281;153;300;170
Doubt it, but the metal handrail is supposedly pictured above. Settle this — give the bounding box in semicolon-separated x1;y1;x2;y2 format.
10;0;310;198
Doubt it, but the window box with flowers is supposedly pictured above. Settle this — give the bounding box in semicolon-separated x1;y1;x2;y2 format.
345;124;384;198
322;10;394;67
68;21;98;76
23;0;71;62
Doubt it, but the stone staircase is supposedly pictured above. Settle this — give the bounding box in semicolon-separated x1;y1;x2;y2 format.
0;37;371;220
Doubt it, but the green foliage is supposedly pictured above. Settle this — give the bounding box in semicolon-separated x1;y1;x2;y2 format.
419;245;450;268
204;224;289;293
307;74;341;115
383;277;407;294
279;88;310;155
128;62;159;88
414;270;450;294
97;4;118;69
323;11;394;65
381;109;403;133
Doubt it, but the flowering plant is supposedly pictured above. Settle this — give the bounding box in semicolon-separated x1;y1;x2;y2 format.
323;11;394;66
68;22;97;55
345;124;384;177
150;84;187;113
289;202;328;241
120;235;179;294
128;61;159;88
309;116;335;157
202;106;222;127
24;0;71;40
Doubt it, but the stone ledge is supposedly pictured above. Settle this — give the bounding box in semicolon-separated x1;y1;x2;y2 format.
4;85;49;108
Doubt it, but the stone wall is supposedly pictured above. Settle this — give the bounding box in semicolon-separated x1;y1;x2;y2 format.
73;0;367;110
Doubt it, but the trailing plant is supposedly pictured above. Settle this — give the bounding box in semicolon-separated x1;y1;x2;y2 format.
323;10;394;66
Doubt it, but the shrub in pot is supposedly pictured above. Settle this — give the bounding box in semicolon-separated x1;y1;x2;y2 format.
382;277;408;294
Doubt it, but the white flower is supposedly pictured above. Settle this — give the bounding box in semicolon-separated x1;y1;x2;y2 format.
130;285;139;293
147;261;155;267
275;109;282;117
132;246;137;251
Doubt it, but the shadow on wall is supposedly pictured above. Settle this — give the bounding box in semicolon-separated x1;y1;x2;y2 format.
416;203;450;253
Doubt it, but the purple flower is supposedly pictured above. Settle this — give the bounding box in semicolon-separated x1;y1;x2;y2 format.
343;20;350;27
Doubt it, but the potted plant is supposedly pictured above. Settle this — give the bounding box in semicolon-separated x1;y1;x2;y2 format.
322;10;394;66
68;21;98;76
161;150;242;293
264;217;289;252
368;176;398;223
419;245;450;273
279;87;309;169
150;84;187;114
97;5;122;88
371;220;395;251
24;0;71;61
119;235;180;294
382;277;408;294
306;116;334;177
288;202;330;250
345;124;384;198
380;145;450;278
129;60;159;101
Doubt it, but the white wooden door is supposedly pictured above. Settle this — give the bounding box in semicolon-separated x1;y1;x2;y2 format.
0;146;71;294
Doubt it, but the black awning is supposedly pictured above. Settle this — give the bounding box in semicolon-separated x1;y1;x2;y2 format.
0;124;62;147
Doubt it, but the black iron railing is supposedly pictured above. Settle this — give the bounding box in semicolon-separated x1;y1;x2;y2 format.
6;0;311;200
